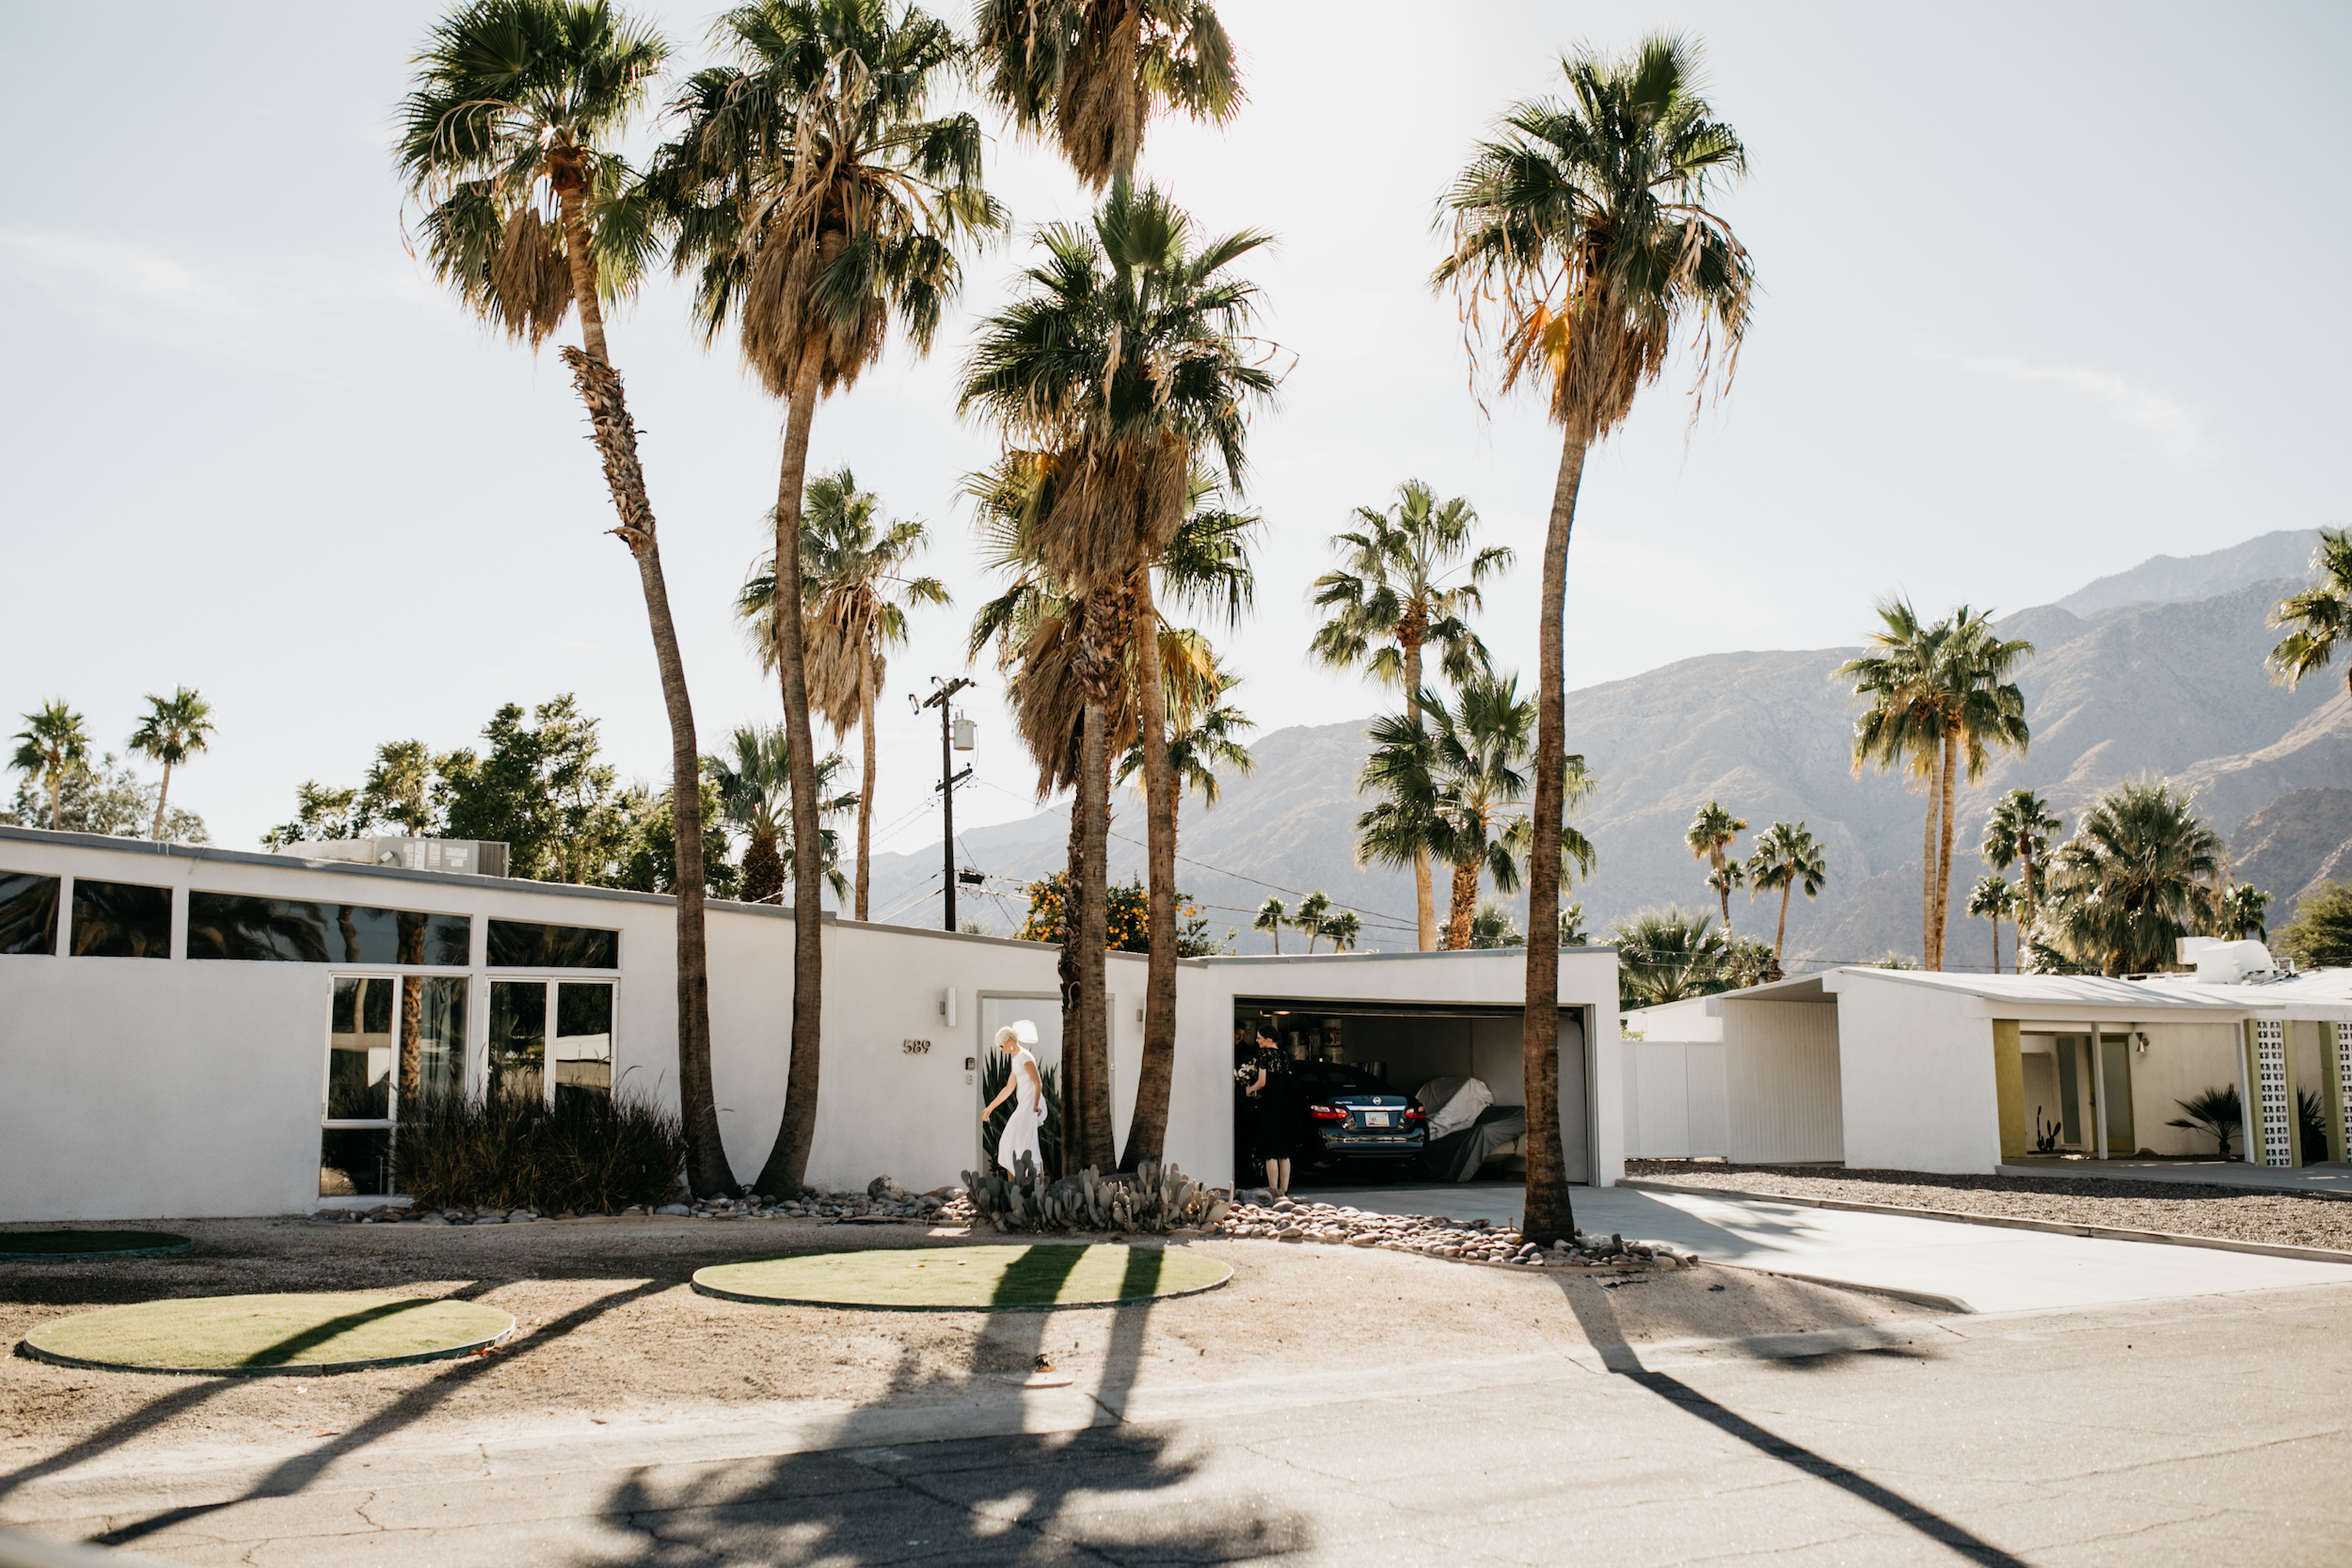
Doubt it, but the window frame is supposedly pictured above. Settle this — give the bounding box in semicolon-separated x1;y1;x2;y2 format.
485;974;621;1111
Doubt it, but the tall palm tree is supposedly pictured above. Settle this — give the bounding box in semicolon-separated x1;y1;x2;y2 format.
10;700;89;832
1980;787;2060;953
1966;874;2011;974
1252;895;1285;955
1746;821;1827;975
1611;906;1728;1006
707;723;793;904
740;469;949;919
655;0;996;1198
1706;860;1745;927
1435;35;1752;1246
397;0;740;1197
971;0;1239;189
2044;780;2224;976
2221;883;2271;943
1321;910;1363;953
1422;676;1535;950
126;688;215;842
2268;528;2352;699
1684;800;1746;934
1309;481;1512;949
961;182;1274;1173
1923;610;2032;968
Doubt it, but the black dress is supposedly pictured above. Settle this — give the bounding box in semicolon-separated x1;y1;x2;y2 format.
1248;1045;1295;1161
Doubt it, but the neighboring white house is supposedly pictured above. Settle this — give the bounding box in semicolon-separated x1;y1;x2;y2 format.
1624;956;2352;1175
0;826;1621;1222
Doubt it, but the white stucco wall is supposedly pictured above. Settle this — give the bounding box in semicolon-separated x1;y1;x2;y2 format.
1829;973;1998;1174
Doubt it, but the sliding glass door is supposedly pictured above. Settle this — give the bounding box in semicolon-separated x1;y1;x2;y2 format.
319;974;469;1197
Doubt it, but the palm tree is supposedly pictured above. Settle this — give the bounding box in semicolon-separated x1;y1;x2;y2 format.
2221;883;2270;942
398;0;740;1198
2268;528;2352;700
707;724;792;904
972;0;1239;189
1321;910;1362;953
1966;874;2011;974
1746;821;1827;975
740;469;949;920
1422;676;1535;950
1611;906;1728;1006
1293;891;1333;953
125;689;215;842
1310;481;1512;950
1120;680;1254;806
1706;860;1745;927
1252;895;1285;955
1684;800;1747;934
10;700;89;832
1435;35;1752;1246
2044;780;2225;976
655;0;996;1198
1980;787;2061;951
961;182;1274;1174
1837;601;2032;970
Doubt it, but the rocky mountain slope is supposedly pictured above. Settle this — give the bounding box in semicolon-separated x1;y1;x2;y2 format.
870;534;2350;964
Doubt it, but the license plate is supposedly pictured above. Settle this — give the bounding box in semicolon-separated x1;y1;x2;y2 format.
1361;1112;1391;1128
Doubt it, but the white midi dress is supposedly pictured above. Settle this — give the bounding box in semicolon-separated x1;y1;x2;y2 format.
996;1045;1045;1175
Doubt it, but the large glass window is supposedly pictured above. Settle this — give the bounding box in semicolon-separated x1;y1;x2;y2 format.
327;977;395;1120
488;919;617;970
0;872;61;955
489;980;547;1106
320;974;470;1197
190;895;469;965
555;982;615;1108
69;879;171;958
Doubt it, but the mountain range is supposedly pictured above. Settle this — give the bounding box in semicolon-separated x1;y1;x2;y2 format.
866;530;2352;964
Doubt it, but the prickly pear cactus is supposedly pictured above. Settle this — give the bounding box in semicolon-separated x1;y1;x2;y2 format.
959;1156;1222;1234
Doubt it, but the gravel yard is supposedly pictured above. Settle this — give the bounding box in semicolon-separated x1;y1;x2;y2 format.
1626;1160;2352;1252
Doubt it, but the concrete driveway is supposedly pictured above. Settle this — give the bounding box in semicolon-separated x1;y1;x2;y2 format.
1314;1182;2352;1314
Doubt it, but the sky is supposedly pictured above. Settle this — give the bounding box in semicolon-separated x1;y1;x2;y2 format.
5;0;2348;887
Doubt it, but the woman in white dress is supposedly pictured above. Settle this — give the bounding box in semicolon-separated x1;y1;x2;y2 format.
980;1020;1047;1177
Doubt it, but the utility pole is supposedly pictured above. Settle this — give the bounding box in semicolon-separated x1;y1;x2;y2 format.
914;676;976;931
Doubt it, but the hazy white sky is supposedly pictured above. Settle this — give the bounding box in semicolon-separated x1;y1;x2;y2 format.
6;1;2347;880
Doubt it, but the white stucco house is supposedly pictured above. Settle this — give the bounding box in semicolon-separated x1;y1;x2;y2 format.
0;826;1622;1222
1624;946;2352;1174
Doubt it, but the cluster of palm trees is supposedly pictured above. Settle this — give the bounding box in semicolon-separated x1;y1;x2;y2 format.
1249;892;1360;954
1611;801;1823;1004
9;690;214;839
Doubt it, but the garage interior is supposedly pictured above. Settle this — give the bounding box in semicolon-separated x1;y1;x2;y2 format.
1234;997;1592;1187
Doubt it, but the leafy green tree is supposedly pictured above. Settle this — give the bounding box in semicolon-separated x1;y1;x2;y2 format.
961;180;1273;1174
2273;881;2352;969
656;0;997;1198
1980;787;2061;947
1434;34;1752;1246
1967;874;2012;974
5;752;207;843
1611;906;1728;1008
1684;801;1747;936
972;0;1239;189
2221;883;2270;942
2043;780;2224;976
398;0;737;1198
1310;481;1512;950
126;688;215;842
1746;821;1827;975
1016;872;1219;957
2267;528;2352;700
11;700;89;831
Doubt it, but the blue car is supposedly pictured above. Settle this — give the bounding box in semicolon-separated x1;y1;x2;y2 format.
1288;1060;1427;1168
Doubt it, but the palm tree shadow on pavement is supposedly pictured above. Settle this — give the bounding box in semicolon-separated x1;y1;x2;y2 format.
1550;1278;2027;1567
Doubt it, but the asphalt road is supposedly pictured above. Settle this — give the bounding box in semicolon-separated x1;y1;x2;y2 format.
8;1278;2350;1566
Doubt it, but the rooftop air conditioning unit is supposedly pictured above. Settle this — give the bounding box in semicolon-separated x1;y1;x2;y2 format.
281;836;509;878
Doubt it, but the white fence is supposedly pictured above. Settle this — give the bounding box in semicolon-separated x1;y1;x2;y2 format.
1622;1039;1729;1158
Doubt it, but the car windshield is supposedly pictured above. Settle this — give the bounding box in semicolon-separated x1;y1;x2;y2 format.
1299;1063;1395;1097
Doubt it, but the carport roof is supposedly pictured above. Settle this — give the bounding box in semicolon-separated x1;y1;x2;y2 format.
1694;965;2352;1021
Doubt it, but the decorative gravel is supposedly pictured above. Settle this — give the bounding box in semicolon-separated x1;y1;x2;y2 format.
1202;1196;1695;1269
1625;1161;2352;1253
310;1180;962;1227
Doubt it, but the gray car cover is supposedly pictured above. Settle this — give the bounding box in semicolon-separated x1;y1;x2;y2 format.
1418;1104;1528;1182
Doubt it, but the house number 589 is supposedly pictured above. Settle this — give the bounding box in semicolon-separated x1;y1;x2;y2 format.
902;1038;931;1054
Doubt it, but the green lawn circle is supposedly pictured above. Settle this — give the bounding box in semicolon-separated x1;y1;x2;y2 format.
693;1243;1232;1312
0;1231;193;1262
19;1292;515;1376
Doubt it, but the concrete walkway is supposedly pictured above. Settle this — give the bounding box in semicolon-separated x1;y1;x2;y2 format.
1997;1156;2352;1193
1315;1182;2352;1314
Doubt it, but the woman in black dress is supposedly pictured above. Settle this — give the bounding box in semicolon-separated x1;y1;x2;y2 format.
1243;1022;1295;1197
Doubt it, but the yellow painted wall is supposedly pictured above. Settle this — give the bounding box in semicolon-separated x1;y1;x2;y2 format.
1994;1021;2027;1160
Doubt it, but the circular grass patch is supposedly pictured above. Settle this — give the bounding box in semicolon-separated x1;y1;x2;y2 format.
19;1293;515;1376
0;1231;193;1262
693;1243;1232;1312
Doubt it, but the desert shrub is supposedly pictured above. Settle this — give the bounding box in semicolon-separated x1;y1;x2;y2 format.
961;1158;1225;1234
395;1091;686;1212
2165;1085;2242;1159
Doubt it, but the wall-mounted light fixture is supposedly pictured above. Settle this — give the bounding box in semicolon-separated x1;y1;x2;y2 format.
2135;1030;2150;1054
941;987;958;1027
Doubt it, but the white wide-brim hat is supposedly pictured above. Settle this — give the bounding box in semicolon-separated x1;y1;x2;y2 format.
1010;1019;1039;1045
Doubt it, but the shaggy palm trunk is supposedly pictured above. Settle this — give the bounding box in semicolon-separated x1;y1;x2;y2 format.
1404;635;1437;951
742;831;784;905
1071;699;1116;1170
1056;773;1088;1177
552;182;730;1200
1446;861;1479;949
855;654;877;921
150;759;173;841
1519;433;1586;1248
46;775;61;831
1119;577;1180;1171
1931;735;1961;971
754;352;831;1199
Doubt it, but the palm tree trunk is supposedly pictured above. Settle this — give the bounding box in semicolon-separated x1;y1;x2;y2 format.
1919;775;1940;966
1119;576;1180;1171
1931;735;1960;971
1073;699;1116;1171
1056;763;1087;1177
1520;433;1586;1248
1775;881;1793;964
1447;861;1479;949
47;771;61;831
551;186;729;1200
1404;636;1437;951
754;351;830;1200
151;759;172;841
854;653;876;922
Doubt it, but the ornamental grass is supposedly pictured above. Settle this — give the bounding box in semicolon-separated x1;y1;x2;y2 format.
393;1090;686;1212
